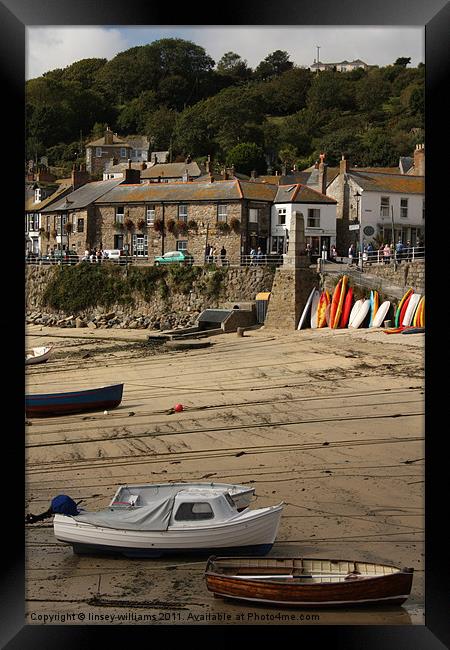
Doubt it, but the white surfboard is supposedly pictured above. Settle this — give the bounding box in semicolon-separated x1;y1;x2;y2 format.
348;299;364;327
402;293;422;327
310;290;321;328
371;301;391;328
349;300;371;328
297;287;318;330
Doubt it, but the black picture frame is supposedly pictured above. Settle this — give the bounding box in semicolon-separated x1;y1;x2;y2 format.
3;0;448;647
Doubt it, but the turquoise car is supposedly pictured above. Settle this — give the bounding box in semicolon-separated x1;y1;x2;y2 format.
154;251;194;266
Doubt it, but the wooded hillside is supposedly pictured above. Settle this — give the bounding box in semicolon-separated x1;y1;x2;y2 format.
26;38;424;175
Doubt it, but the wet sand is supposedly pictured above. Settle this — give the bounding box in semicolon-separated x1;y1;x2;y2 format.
25;324;424;626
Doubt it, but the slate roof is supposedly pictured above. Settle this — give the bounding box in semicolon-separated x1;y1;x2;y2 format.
86;134;131;147
140;162;202;179
274;184;337;204
349;171;424;194
95;179;278;204
41;179;124;212
25;183;72;212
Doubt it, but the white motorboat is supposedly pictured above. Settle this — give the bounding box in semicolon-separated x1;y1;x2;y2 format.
53;485;283;558
25;345;53;365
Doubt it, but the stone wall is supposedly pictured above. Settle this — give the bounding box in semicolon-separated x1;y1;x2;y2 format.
264;268;318;329
25;264;275;331
361;260;425;293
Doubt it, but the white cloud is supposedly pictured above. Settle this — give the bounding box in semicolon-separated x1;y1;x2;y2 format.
26;27;128;79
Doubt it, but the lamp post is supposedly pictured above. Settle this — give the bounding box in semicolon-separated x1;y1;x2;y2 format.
354;190;362;270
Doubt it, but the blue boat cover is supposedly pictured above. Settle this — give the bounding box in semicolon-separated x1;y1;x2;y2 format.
51;495;79;516
73;496;175;531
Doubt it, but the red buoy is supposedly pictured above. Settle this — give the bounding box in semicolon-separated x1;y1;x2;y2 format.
174;403;184;412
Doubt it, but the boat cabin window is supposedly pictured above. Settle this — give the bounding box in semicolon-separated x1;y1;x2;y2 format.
174;502;214;521
224;493;236;508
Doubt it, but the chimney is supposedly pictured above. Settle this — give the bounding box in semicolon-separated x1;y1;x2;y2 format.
104;126;113;145
209;172;215;183
251;169;257;180
140;162;147;170
205;154;211;174
340;155;350;175
318;153;328;195
122;167;141;184
72;164;90;190
314;159;320;170
223;167;228;180
413;144;425;176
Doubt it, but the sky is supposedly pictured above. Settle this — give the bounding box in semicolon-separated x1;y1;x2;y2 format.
26;26;424;80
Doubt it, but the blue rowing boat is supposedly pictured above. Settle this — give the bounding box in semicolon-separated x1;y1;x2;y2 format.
25;383;124;418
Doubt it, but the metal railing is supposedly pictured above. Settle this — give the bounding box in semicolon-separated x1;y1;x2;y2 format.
25;253;285;268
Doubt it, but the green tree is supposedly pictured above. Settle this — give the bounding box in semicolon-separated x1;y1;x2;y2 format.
145;107;178;151
216;52;252;82
254;50;293;80
226;142;266;176
394;57;411;67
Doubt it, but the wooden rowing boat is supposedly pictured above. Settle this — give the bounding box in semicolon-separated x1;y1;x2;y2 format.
205;556;414;607
25;383;124;418
25;345;53;365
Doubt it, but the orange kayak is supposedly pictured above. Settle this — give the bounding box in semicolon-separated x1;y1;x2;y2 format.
317;291;331;328
332;275;348;329
339;287;354;328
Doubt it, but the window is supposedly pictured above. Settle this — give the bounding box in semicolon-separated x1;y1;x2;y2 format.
277;208;286;225
249;208;258;223
178;205;188;222
28;214;39;231
380;196;390;218
34;189;41;203
146;205;156;226
133;234;148;257
400;198;408;219
116;206;124;223
217;204;228;222
271;236;285;254
77;218;84;233
174;502;214;521
307;208;320;228
96;147;102;157
176;240;188;251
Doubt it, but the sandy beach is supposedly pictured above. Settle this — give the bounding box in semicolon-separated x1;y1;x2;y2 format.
25;324;424;626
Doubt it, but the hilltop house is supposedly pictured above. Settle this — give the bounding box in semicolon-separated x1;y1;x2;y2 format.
310;59;369;73
85;127;149;175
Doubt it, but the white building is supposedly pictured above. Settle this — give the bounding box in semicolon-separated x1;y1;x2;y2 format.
271;184;337;257
310;59;369;73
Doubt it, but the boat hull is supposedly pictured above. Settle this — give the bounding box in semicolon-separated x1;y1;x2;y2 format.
205;557;414;608
25;383;123;418
25;346;52;365
53;505;283;558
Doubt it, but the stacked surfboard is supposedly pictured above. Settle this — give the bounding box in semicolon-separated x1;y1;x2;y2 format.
297;279;424;332
384;289;425;334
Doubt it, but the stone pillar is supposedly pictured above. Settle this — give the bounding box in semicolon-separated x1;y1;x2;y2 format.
265;211;318;329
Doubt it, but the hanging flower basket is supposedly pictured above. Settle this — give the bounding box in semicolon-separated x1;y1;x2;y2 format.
176;220;188;234
153;218;164;234
50;230;58;239
124;218;135;233
230;217;241;234
187;219;198;232
137;218;146;232
64;222;74;235
167;219;177;234
217;221;230;234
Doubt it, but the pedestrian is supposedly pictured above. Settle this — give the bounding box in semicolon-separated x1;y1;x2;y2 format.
211;245;217;264
89;248;96;263
83;249;89;262
330;244;337;262
366;242;374;264
383;243;391;264
348;243;354;266
102;249;109;261
405;240;411;262
220;245;227;266
249;247;256;265
256;247;263;264
395;239;404;264
96;248;103;263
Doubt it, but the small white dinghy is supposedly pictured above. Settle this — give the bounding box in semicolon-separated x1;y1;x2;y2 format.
53;484;283;558
25;346;53;365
